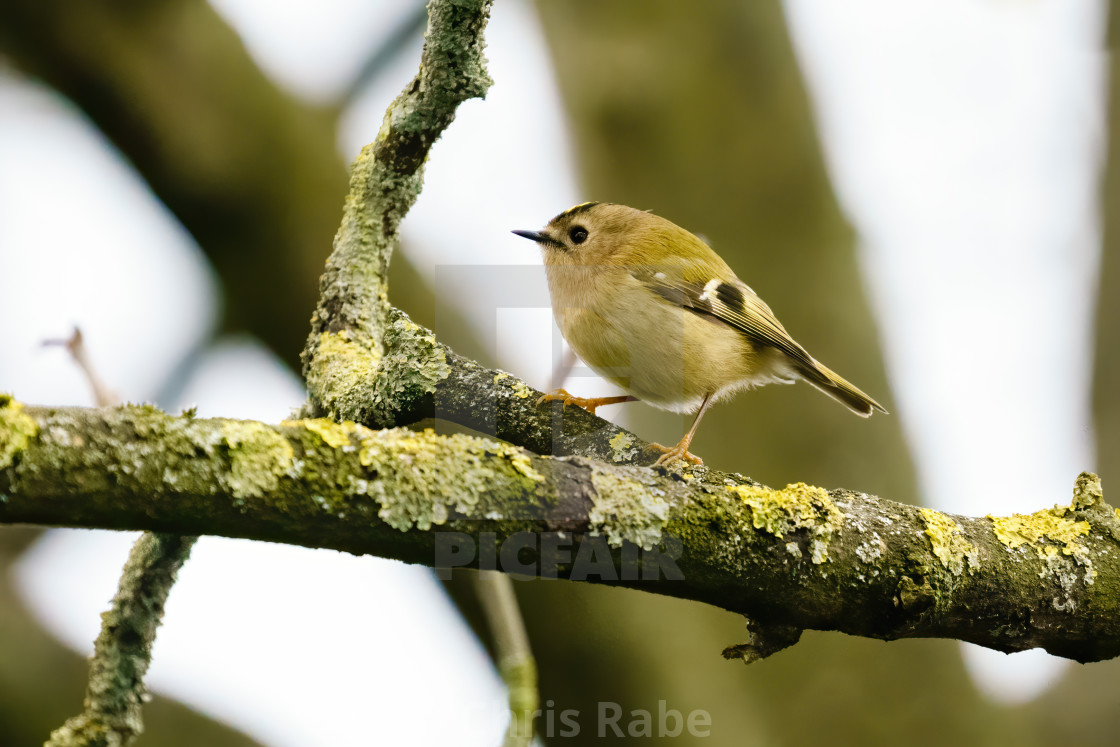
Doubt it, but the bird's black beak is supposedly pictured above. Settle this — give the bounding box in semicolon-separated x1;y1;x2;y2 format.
513;228;564;250
512;229;548;243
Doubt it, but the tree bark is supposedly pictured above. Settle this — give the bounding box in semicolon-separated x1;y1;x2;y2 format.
2;400;1118;664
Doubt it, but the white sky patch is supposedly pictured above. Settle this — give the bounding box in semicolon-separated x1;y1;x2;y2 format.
15;531;507;747
170;335;305;419
0;76;216;405
207;0;417;104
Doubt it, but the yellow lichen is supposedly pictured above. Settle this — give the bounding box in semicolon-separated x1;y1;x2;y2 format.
306;331;381;409
221;421;295;499
283;418;373;449
728;482;841;564
494;371;532;399
498;445;544;483
0;395;37;470
316;330;380;369
919;508;977;576
989;506;1091;559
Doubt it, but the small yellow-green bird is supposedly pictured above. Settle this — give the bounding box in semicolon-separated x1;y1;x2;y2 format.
513;202;886;467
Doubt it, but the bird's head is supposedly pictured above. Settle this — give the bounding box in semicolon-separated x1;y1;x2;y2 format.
513;202;665;267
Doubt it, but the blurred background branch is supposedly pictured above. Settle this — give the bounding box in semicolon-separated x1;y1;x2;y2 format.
469;572;538;747
1096;3;1120;490
42;330;118;409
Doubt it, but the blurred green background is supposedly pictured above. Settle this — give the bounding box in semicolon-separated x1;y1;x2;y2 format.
1;0;1117;745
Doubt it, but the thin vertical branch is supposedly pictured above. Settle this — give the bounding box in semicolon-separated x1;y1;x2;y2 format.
44;533;198;747
302;0;494;425
42;328;199;747
472;572;539;747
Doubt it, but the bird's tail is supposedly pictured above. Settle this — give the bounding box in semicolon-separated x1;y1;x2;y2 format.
795;360;887;417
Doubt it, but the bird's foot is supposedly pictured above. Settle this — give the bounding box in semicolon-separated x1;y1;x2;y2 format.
651;441;704;467
537;389;634;416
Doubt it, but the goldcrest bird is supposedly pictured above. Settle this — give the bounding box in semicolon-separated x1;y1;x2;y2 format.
513;202;887;467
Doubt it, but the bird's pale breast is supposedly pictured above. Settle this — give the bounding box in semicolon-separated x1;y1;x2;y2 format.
555;273;764;413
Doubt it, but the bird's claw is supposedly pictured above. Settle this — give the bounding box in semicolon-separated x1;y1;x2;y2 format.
537;388;604;416
651;442;704;467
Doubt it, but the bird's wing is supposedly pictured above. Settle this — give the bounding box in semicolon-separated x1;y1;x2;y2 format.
632;263;817;370
631;255;887;415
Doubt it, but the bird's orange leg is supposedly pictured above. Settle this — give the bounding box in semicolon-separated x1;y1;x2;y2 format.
652;394;715;467
537;388;637;416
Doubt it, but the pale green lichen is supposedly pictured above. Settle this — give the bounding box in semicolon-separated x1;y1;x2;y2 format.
359;428;539;531
501;657;539;740
0;395;37;470
588;467;669;550
608;432;641;463
1072;472;1104;510
221;421;295;499
989;506;1090;559
919;508;977;576
373;313;452;416
728;482;842;564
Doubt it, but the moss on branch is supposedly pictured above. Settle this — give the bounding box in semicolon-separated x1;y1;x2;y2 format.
305;303;669;464
44;532;197;747
0;395;37;470
288;0;650;466
3;404;1120;664
302;0;494;423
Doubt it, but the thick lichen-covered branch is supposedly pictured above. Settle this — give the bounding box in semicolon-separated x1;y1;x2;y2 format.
44;532;197;747
302;0;494;417
3;401;1120;664
306;305;668;463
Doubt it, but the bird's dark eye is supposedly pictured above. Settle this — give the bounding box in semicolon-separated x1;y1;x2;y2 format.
569;226;589;245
